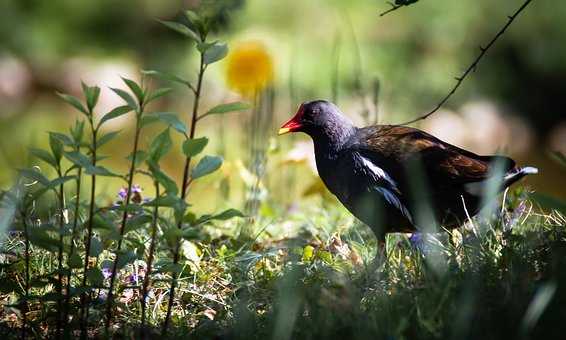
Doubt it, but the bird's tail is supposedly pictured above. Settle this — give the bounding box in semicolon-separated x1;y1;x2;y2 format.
503;166;538;188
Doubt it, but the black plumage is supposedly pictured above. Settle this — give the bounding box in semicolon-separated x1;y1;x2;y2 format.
279;100;538;242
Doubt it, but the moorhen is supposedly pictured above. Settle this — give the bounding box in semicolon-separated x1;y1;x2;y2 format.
279;100;537;247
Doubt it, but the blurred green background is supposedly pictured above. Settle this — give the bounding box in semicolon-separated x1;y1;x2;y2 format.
0;0;564;208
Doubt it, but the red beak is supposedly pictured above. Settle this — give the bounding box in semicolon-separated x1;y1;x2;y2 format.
278;104;304;135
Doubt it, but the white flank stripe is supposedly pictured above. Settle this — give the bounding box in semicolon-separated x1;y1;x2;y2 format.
361;156;397;188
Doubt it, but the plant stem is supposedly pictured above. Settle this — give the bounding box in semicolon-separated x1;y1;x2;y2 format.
162;53;205;334
21;211;30;340
104;115;143;333
56;168;65;339
80;122;97;340
63;166;82;333
141;180;160;330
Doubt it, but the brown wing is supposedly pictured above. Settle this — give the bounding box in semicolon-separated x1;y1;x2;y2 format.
352;125;516;187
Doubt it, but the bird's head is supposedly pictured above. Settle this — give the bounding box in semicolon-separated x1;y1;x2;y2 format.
278;100;356;145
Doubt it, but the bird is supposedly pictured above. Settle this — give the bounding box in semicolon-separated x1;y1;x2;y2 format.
278;100;538;254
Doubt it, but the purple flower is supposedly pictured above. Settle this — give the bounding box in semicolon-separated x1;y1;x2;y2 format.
409;233;432;255
117;188;128;200
97;289;108;302
505;200;527;231
409;232;423;246
116;185;144;204
102;267;113;279
127;273;139;285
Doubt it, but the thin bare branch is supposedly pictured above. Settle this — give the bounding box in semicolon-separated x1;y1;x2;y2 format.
399;0;533;126
379;2;402;16
379;1;418;17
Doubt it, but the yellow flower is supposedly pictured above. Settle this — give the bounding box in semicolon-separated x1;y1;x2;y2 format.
225;41;273;97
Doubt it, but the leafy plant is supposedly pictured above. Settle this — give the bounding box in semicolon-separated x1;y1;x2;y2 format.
147;10;248;334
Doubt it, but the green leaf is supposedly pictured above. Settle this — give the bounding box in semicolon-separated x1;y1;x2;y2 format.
141;115;159;128
148;128;172;162
48;133;64;163
184;10;207;39
110;87;138;111
163;225;183;245
64;150;91;169
19;168;50;186
29;148;58;168
98;105;132;128
146;87;172;104
122;77;144;104
70;120;85;144
28;229;60;252
68;253;82;268
142;70;192;88
46;176;76;190
211;208;245;221
28;187;49;203
86;267;104;287
57;92;88;115
202;41;228;65
97;130;121;148
125;214;152;234
196;209;244;225
148;162;178;196
89;237;103;257
196;41;215;53
156;261;183;274
182;137;208;158
158;19;201;42
126;150;147;167
202;102;250;120
184;10;199;22
84;165;121;177
91;215;115;231
116;250;137;270
149;112;187;135
181;226;200;240
143;195;182;208
302;245;315;262
81;83;100;112
183;212;197;224
49;132;74;147
191;155;223;180
318;250;333;264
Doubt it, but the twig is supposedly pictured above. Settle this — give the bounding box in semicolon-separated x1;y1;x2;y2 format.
162;52;206;335
379;2;402;16
80;114;98;340
379;1;418;17
21;210;30;340
399;0;533;126
104;100;144;333
63;167;82;334
56;166;66;339
140;180;160;329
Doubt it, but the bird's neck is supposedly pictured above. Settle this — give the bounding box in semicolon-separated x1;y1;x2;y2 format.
311;121;356;159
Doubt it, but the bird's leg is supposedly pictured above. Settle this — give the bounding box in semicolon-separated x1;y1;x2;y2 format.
367;237;387;274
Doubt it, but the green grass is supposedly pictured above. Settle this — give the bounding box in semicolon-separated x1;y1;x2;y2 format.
1;188;565;339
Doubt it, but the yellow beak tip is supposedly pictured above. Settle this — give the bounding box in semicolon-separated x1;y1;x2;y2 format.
278;128;291;135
